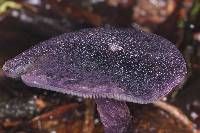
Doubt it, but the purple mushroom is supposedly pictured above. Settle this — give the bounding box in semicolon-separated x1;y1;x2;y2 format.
2;27;187;133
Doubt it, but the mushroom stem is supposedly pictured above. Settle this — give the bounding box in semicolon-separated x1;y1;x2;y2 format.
95;98;132;133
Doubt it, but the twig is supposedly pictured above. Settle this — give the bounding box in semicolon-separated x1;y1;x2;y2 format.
31;103;79;122
82;99;95;133
154;100;200;133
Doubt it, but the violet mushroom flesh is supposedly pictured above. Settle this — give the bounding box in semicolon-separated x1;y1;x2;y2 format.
2;28;187;133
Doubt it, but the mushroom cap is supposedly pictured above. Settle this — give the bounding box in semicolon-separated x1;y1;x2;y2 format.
2;27;187;104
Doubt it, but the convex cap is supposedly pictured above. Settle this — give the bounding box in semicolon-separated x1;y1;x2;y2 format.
3;27;187;104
